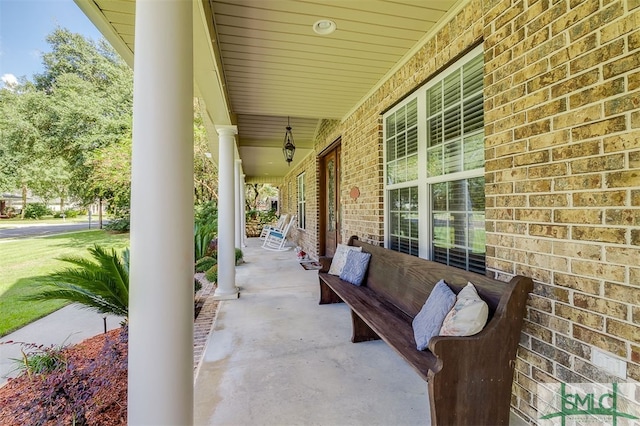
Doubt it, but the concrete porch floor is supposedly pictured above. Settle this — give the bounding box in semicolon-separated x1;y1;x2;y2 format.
194;238;430;425
194;238;528;426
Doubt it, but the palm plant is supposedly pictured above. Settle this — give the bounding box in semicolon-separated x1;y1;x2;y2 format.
194;222;216;260
194;200;218;260
24;245;129;317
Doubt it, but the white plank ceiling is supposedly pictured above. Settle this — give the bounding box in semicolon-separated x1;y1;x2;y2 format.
81;0;461;179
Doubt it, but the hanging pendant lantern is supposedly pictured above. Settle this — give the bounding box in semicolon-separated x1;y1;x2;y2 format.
282;116;295;165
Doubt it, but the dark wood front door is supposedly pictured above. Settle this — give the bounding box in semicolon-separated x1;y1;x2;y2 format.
321;143;341;257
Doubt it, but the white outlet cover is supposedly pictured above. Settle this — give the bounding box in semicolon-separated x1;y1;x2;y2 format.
592;348;627;379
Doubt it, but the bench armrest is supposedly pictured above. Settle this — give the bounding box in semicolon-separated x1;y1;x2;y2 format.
428;275;531;356
318;256;332;273
425;275;532;425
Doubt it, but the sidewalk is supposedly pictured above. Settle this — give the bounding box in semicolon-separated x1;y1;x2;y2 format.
0;305;122;386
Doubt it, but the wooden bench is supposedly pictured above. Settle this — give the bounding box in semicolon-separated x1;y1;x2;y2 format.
318;236;533;426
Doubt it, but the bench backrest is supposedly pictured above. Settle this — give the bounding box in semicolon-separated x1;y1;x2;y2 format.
349;237;506;319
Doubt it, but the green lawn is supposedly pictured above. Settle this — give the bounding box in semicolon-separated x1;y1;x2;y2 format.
433;227;486;253
0;230;129;337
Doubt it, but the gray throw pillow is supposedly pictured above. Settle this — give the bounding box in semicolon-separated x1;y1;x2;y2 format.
412;279;456;351
339;251;372;286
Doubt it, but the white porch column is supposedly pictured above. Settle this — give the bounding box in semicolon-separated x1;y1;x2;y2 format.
129;1;193;424
215;126;239;300
235;159;243;248
241;174;247;247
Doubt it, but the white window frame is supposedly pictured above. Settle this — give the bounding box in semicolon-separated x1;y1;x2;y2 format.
297;172;306;230
383;45;485;269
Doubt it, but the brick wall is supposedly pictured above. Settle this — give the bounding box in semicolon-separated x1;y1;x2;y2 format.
483;0;640;421
282;1;640;422
282;119;341;257
284;152;318;255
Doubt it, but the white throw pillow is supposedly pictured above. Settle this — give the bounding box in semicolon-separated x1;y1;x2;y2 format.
439;282;489;337
328;244;362;276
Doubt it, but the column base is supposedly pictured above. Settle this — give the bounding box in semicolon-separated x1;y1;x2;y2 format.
213;288;239;300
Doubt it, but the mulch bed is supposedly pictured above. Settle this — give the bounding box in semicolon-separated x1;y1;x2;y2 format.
0;328;128;425
0;275;220;425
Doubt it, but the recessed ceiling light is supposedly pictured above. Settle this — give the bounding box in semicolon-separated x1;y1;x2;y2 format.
313;19;336;35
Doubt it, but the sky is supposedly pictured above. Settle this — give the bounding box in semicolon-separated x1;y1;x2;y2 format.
0;0;103;87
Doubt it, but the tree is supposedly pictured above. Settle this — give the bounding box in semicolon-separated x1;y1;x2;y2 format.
35;28;133;209
28;157;73;211
85;137;131;216
245;183;278;211
36;27;132;98
0;28;134;219
193;99;218;204
3;27;218;223
0;81;54;217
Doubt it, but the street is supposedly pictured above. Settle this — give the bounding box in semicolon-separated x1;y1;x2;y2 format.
0;221;101;239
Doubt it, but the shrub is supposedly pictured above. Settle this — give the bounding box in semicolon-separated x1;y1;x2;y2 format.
5;207;16;218
23;203;52;219
53;209;80;219
195;256;216;272
195;200;218;227
205;238;218;258
5;341;68;378
205;264;218;283
63;209;80;218
194;278;202;294
202;245;242;264
104;215;130;232
246;209;259;220
259;209;278;224
246;209;278;224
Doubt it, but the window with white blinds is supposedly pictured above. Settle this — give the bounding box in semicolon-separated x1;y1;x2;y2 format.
431;177;486;274
383;46;485;273
388;186;419;256
386;98;418;185
426;53;484;177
